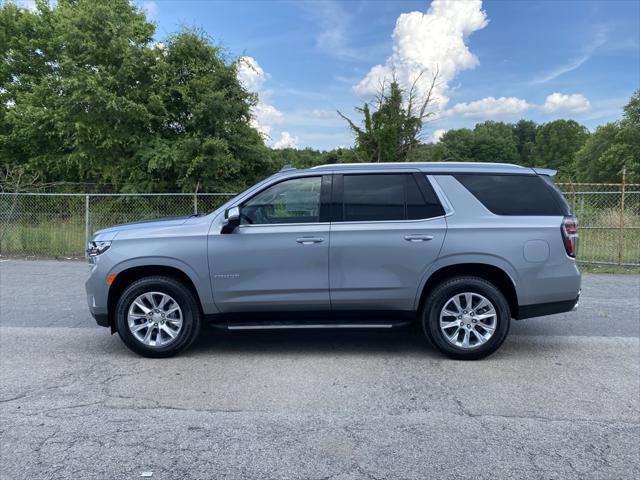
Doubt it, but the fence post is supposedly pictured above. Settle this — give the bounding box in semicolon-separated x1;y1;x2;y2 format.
193;182;200;215
618;167;626;265
85;194;90;245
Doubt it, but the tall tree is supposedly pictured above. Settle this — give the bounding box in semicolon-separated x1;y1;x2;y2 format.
0;0;271;192
512;119;538;165
471;121;519;163
533;120;589;178
338;73;438;162
574;90;640;183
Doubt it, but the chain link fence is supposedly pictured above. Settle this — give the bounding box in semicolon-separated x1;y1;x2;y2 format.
0;193;234;258
1;186;639;265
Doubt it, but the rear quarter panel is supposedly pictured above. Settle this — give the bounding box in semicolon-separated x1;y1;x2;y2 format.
431;175;581;307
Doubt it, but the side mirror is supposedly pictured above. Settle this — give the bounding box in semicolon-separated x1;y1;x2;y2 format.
221;206;240;234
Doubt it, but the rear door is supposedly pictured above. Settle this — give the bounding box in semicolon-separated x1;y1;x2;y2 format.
329;172;447;312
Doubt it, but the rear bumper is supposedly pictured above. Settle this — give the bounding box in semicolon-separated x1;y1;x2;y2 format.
515;292;580;320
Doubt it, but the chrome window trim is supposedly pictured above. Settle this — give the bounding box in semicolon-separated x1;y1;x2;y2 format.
329;216;446;226
238;222;330;228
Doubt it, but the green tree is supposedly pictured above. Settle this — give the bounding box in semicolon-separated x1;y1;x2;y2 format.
436;128;475;161
338;74;438;162
471;121;519;163
574;90;640;183
0;0;271;192
512;119;538;165
533;120;589;178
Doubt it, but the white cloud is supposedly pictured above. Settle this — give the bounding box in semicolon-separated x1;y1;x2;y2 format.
447;96;531;119
532;29;606;84
539;93;591;114
354;0;488;111
274;131;299;149
19;0;37;11
430;128;447;143
237;56;285;139
142;1;158;19
309;109;335;118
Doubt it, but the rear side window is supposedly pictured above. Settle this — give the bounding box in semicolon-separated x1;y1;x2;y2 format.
341;174;444;222
453;174;569;216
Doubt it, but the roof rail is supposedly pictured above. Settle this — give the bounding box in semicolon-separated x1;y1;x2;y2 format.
280;164;296;172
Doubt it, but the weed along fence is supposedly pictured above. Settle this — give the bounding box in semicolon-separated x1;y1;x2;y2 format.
1;185;639;266
557;183;640;266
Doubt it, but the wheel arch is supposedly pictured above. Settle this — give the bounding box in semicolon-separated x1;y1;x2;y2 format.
107;264;204;332
417;262;519;318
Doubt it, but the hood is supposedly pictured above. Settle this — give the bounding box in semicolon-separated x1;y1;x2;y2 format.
92;216;192;241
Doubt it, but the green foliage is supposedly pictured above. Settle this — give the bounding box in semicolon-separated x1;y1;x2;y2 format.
435;122;519;163
339;80;435;163
574;90;640;183
512;119;538;165
0;0;272;192
533;120;589;179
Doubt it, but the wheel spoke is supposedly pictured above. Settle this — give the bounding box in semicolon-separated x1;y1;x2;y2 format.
451;296;463;313
441;320;461;329
134;301;151;314
461;329;471;347
471;329;487;344
162;324;177;339
464;293;473;310
130;321;150;333
157;295;169;310
446;327;461;342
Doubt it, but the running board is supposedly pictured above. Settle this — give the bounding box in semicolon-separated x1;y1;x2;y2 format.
227;323;397;330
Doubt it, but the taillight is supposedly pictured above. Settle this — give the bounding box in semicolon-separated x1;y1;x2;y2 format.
561;216;578;257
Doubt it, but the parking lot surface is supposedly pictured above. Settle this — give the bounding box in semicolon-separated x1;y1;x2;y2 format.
1;259;639;479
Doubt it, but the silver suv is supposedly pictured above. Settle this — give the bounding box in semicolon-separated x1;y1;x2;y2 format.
85;162;581;359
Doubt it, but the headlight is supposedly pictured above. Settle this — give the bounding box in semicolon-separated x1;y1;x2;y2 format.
86;241;111;257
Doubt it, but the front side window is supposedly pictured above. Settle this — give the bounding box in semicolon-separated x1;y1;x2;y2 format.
341;174;444;222
241;176;321;225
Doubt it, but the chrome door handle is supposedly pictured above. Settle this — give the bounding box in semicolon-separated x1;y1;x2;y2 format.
296;236;324;245
404;234;433;242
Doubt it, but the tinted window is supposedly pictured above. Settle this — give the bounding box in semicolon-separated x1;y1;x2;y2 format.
343;175;404;221
408;175;445;219
454;174;568;216
241;176;321;224
341;174;444;222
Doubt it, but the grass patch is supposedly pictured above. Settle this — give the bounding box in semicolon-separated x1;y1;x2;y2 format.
0;221;86;257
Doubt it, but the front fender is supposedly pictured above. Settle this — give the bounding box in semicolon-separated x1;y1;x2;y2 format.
109;256;218;315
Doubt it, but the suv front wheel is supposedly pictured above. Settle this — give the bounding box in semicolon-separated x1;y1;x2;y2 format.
422;276;510;360
115;276;202;358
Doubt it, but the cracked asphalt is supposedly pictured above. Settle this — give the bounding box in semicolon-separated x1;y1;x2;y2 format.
0;260;639;480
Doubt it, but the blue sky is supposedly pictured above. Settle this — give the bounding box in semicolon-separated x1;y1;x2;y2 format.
138;0;638;150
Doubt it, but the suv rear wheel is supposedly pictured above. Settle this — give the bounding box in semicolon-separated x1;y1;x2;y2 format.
115;276;202;358
422;276;510;360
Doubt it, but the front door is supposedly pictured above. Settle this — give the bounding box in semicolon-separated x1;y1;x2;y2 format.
209;175;331;313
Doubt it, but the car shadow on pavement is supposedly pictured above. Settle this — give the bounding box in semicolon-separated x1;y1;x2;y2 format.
184;323;441;357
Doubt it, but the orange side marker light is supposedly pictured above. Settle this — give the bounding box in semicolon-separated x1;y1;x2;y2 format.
106;273;117;286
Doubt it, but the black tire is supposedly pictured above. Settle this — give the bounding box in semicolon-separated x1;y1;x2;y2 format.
115;276;202;358
421;276;510;360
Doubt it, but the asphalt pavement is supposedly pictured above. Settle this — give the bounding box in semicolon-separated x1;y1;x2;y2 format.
0;259;638;479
